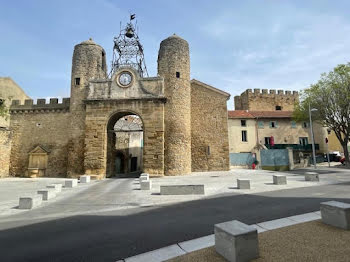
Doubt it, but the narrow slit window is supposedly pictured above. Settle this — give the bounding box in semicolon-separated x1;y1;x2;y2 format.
242;130;247;142
176;72;180;78
75;78;80;86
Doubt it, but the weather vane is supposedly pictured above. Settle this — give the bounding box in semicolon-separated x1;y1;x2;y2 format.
109;14;148;77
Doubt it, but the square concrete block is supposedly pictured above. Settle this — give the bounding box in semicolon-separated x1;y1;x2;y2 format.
140;173;149;182
141;180;152;190
140;176;149;182
321;201;350;230
19;195;42;209
305;172;319;181
46;183;62;193
237;179;250;189
273;175;287;185
215;220;259;262
37;189;56;200
160;185;205;195
80;175;91;183
65;179;78;188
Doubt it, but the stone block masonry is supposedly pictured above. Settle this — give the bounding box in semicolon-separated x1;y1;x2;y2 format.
191;80;230;172
234;88;299;111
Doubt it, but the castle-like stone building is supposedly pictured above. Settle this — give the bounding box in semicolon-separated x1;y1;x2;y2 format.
6;34;230;178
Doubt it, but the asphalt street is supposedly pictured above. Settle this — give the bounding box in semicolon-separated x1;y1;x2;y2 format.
0;177;349;262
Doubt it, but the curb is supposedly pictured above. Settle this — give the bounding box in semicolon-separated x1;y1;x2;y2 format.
116;210;321;262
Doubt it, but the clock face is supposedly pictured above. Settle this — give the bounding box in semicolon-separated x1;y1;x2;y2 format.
118;72;132;87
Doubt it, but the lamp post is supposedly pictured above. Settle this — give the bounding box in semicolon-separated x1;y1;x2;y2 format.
309;103;317;169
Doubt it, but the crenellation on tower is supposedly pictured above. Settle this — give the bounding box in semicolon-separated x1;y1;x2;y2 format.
234;88;299;111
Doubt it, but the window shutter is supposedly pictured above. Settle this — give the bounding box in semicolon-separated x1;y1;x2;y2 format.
275;121;278;128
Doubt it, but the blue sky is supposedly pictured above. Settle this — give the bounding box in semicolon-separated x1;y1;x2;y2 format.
1;0;350;109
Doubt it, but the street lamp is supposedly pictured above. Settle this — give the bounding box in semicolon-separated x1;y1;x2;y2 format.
309;103;317;169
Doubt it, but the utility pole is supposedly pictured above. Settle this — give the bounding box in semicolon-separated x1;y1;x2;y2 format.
309;103;317;169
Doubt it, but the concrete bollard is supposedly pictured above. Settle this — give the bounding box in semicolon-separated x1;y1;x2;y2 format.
37;189;56;200
140;180;152;190
305;172;319;181
273;175;287;185
19;195;42;209
237;179;251;189
160;185;205;195
80;175;91;183
320;201;350;230
46;183;62;193
140;173;149;182
65;179;78;188
215;220;259;262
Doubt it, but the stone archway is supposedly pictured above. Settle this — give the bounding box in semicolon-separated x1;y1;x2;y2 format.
84;99;165;179
106;111;144;178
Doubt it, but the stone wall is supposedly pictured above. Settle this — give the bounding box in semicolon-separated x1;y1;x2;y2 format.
84;98;165;178
191;80;230;172
68;38;107;178
0;128;11;178
9;100;71;177
234;89;299;111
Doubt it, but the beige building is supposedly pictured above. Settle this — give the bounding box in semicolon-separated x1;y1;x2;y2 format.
2;22;230;179
228;110;326;153
229;89;328;157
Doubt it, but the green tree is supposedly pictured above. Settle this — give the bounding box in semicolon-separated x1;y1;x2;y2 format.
294;63;350;166
0;98;9;120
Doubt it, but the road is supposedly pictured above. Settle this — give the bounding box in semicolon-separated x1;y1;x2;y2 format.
0;173;349;262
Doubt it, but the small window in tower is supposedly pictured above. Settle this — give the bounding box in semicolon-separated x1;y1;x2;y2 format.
176;72;180;78
241;120;246;127
75;78;80;86
276;105;282;110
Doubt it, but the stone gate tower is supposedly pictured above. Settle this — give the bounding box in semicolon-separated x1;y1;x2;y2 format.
158;34;191;176
68;38;107;176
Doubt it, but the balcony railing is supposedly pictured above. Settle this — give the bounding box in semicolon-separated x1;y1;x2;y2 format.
265;144;320;151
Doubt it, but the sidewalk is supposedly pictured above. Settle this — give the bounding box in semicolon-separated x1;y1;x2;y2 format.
118;210;350;262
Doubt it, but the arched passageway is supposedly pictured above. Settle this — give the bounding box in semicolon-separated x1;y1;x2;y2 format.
106;112;143;178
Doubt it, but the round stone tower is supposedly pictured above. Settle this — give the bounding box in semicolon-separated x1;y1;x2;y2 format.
70;38;107;112
68;38;107;177
158;34;191;176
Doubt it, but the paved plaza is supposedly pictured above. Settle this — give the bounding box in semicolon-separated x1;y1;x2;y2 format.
0;166;349;221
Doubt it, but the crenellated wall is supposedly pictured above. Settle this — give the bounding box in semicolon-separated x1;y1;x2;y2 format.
9;98;71;177
10;98;70;111
234;89;299;111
